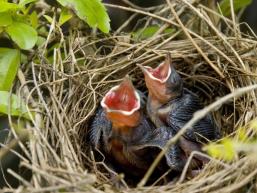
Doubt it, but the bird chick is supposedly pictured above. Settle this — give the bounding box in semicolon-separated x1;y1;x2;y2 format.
138;54;183;128
89;76;181;179
138;54;220;171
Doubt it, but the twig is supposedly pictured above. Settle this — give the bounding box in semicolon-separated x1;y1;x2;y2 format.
138;84;257;187
229;0;240;46
0;131;29;159
216;166;257;192
178;151;230;183
7;169;32;187
167;1;224;79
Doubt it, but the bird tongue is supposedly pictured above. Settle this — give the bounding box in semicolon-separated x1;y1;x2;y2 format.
147;64;169;81
138;55;171;83
101;77;140;114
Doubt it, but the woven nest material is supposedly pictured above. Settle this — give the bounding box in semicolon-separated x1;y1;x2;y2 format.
5;0;257;192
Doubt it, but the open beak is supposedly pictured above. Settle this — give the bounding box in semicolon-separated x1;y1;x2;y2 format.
101;75;140;116
137;54;171;84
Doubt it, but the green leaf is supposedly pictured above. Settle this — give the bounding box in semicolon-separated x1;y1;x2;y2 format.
6;21;38;50
0;12;12;26
59;8;72;26
237;127;248;142
36;36;46;47
222;139;236;160
249;119;257;131
133;26;160;40
0;2;21;12
0;48;20;91
133;26;175;40
76;0;110;33
19;0;38;7
206;138;237;161
0;91;30;120
56;0;110;33
164;28;176;34
55;0;71;6
219;0;252;16
30;11;38;28
43;15;53;24
205;143;224;158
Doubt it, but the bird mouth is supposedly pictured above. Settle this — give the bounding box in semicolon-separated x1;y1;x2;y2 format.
137;61;171;83
101;78;140;116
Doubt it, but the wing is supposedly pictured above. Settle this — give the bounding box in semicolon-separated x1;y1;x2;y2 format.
167;93;220;142
89;107;112;148
132;126;186;171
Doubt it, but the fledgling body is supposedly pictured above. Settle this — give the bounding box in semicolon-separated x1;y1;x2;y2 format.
89;76;182;179
138;55;220;171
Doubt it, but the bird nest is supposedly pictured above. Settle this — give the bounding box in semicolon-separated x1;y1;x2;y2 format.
4;0;257;192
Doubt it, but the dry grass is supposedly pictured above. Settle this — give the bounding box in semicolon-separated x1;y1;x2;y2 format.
2;0;257;192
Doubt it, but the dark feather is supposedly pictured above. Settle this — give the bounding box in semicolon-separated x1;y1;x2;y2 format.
89;105;163;173
165;66;183;97
89;107;112;148
132;126;186;171
136;89;147;107
89;89;147;148
166;91;220;142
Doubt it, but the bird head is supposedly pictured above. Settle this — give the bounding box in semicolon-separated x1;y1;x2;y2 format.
137;54;183;104
101;76;141;128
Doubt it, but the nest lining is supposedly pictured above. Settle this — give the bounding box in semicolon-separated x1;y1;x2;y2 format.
4;1;257;192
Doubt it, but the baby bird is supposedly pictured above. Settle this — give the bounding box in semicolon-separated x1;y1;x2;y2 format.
138;54;220;170
89;76;186;179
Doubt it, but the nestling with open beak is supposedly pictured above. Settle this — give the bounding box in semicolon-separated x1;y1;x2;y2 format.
89;76;187;179
138;54;220;171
